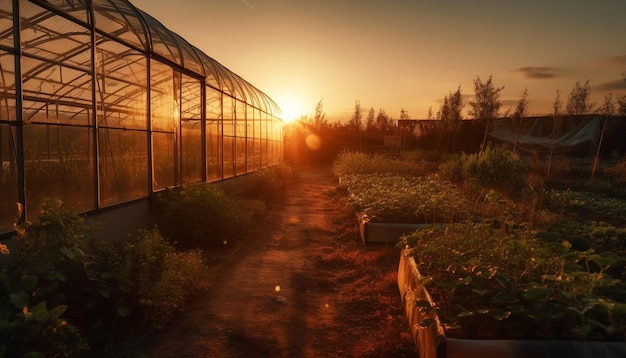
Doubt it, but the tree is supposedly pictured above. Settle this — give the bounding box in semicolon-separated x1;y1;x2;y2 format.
592;93;615;179
468;75;504;150
400;109;410;120
618;95;626;116
365;107;376;132
313;98;327;128
511;88;529;154
348;100;362;130
565;80;594;116
376;109;392;133
426;106;433;120
547;90;563;177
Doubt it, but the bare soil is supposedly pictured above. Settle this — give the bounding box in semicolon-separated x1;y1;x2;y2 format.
145;166;417;357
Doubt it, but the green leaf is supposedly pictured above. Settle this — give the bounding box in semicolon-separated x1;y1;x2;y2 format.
589;254;615;268
117;306;131;317
522;287;553;301
20;275;38;291
9;292;29;309
488;308;512;321
99;289;111;298
48;305;67;320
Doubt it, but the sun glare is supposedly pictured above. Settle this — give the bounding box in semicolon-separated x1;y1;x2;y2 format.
277;93;307;123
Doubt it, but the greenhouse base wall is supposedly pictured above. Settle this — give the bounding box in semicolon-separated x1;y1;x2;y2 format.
85;200;154;243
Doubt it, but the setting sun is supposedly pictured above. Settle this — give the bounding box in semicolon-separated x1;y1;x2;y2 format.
276;93;308;123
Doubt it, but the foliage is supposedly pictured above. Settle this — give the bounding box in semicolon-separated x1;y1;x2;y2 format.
115;228;209;331
0;199;211;356
339;173;467;224
239;163;295;202
332;151;429;178
398;221;626;340
439;145;527;198
566;80;595;115
153;182;258;250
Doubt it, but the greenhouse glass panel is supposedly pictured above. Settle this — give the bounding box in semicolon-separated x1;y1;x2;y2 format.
0;1;13;49
246;105;254;172
234;100;246;175
21;56;92;126
92;0;148;51
206;87;222;181
180;74;201;183
253;138;261;171
20;2;91;71
181;121;201;183
223;135;234;179
0;51;16;121
223;96;234;178
139;10;181;66
152;131;176;190
150;61;176;132
0;123;18;233
235;137;246;175
173;33;203;75
23;124;95;220
96;37;147;130
99;128;148;206
39;0;88;24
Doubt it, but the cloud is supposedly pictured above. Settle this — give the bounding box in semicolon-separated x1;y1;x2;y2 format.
594;78;626;92
590;55;626;67
511;67;558;79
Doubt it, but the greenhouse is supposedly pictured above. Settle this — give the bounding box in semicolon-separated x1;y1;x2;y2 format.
0;0;284;235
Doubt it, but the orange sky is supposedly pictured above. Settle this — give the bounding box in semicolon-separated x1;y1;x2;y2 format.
130;0;626;122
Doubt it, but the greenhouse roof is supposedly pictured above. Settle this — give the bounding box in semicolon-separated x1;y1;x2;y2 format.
4;0;280;114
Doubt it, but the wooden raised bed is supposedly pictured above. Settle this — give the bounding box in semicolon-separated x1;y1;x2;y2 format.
397;250;626;358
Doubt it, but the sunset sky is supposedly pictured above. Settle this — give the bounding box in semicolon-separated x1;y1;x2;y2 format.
130;0;626;122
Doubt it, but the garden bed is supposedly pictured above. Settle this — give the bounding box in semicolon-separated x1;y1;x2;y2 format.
398;250;626;358
359;220;444;245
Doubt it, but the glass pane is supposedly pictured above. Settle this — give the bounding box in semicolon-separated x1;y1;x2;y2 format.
0;123;18;233
23;124;95;220
0;51;16;121
40;0;88;23
150;61;176;132
96;37;147;130
93;0;148;51
0;1;13;49
206;119;222;181
152;131;176;190
181;120;201;183
139;10;181;66
21;56;92;126
206;87;222;181
235;137;246;176
99;128;148;206
223;136;234;179
20;2;91;71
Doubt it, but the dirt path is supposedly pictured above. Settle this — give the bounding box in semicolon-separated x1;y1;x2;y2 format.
147;166;416;357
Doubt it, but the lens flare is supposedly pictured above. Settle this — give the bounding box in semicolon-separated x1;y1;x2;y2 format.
305;134;321;150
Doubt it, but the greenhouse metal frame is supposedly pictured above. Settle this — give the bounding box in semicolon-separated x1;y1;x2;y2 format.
0;0;284;234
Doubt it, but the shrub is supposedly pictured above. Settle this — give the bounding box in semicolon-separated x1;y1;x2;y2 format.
1;200;98;356
154;183;256;250
240;163;295;202
440;146;527;198
1;200;211;356
115;228;209;331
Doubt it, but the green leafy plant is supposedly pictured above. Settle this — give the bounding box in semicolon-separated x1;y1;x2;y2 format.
439;145;527;198
153;182;258;250
398;222;626;340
